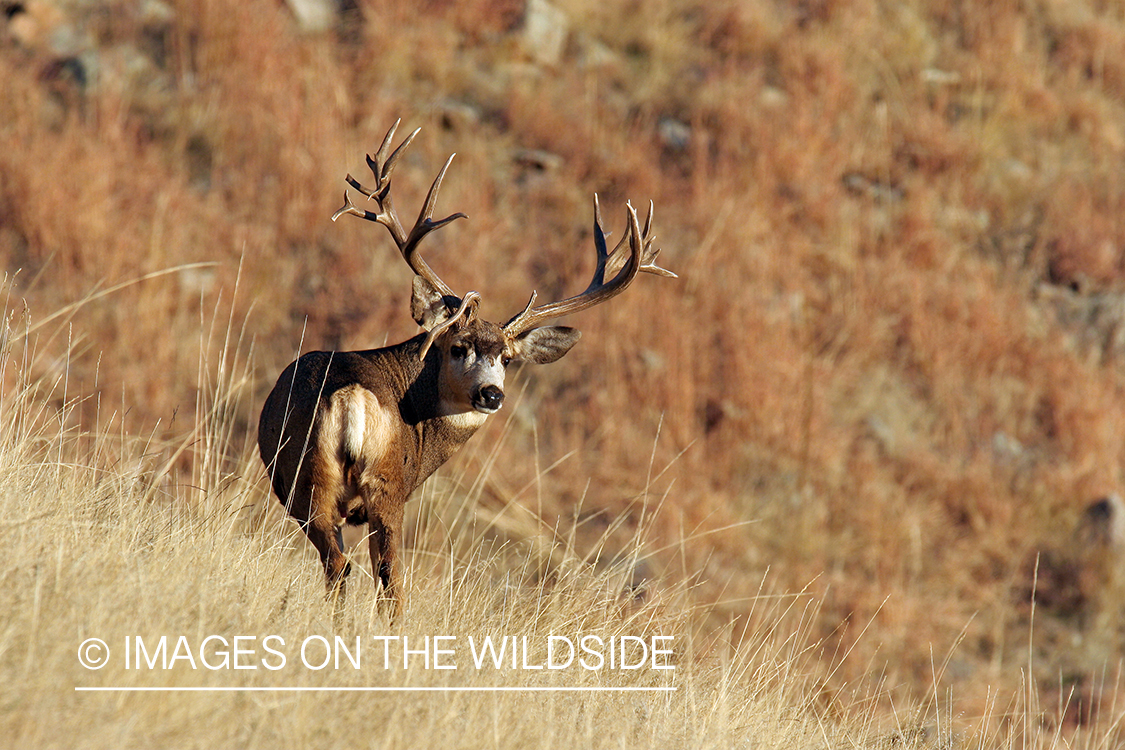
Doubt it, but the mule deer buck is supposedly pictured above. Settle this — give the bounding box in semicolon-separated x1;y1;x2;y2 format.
258;121;675;617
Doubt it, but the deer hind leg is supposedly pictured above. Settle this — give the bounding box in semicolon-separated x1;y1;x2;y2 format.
280;460;351;597
303;511;350;600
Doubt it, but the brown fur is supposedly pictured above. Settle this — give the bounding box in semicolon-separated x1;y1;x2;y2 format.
258;330;494;617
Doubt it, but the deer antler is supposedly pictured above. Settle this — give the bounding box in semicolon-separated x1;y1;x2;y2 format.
332;119;466;300
503;194;676;336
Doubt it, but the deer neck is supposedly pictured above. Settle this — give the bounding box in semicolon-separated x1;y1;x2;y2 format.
380;334;486;486
396;332;487;418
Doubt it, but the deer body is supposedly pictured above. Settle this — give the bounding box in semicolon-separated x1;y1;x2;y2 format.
260;335;484;613
258;121;674;618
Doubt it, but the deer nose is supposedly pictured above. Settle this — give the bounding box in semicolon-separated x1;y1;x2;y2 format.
474;385;504;413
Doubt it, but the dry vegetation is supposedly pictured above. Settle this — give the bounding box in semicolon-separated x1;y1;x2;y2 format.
2;0;1125;746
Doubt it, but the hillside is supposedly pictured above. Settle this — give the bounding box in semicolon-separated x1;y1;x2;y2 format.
1;0;1123;745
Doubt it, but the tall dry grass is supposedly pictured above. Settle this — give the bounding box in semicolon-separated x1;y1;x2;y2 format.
0;281;1119;750
0;282;810;749
2;0;1125;742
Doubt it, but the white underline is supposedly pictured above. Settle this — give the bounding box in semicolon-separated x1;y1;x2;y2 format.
75;686;676;693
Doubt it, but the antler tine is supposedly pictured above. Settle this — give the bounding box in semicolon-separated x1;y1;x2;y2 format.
406;154;468;244
603;200;676;279
603;211;632;279
607;200;676;278
332;122;464;300
504;197;673;336
587;193;611;289
400;153;467;299
331;189;362;222
342;120;414;198
639;200;676;278
375;125;420;187
373;119;402;177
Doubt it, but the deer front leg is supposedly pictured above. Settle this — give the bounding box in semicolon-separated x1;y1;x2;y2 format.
367;499;405;619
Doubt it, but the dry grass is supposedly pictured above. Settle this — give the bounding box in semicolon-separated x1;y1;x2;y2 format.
0;284;1116;750
0;286;827;749
2;0;1125;745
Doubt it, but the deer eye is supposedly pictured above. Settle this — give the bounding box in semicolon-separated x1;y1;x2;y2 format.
501;355;512;367
450;343;469;359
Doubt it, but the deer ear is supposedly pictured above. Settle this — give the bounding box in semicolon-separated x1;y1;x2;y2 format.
512;326;581;364
411;276;453;329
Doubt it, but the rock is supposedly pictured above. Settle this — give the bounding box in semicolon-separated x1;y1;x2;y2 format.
759;85;788;110
139;0;175;25
512;148;563;173
572;30;617;70
521;0;569;66
657;117;691;151
1073;494;1125;663
284;0;338;33
436;98;483;131
4;0;67;50
1078;494;1125;550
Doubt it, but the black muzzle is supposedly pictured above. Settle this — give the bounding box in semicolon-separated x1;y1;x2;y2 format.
473;385;504;413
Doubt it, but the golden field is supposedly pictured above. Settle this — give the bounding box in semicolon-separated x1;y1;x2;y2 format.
1;0;1123;746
